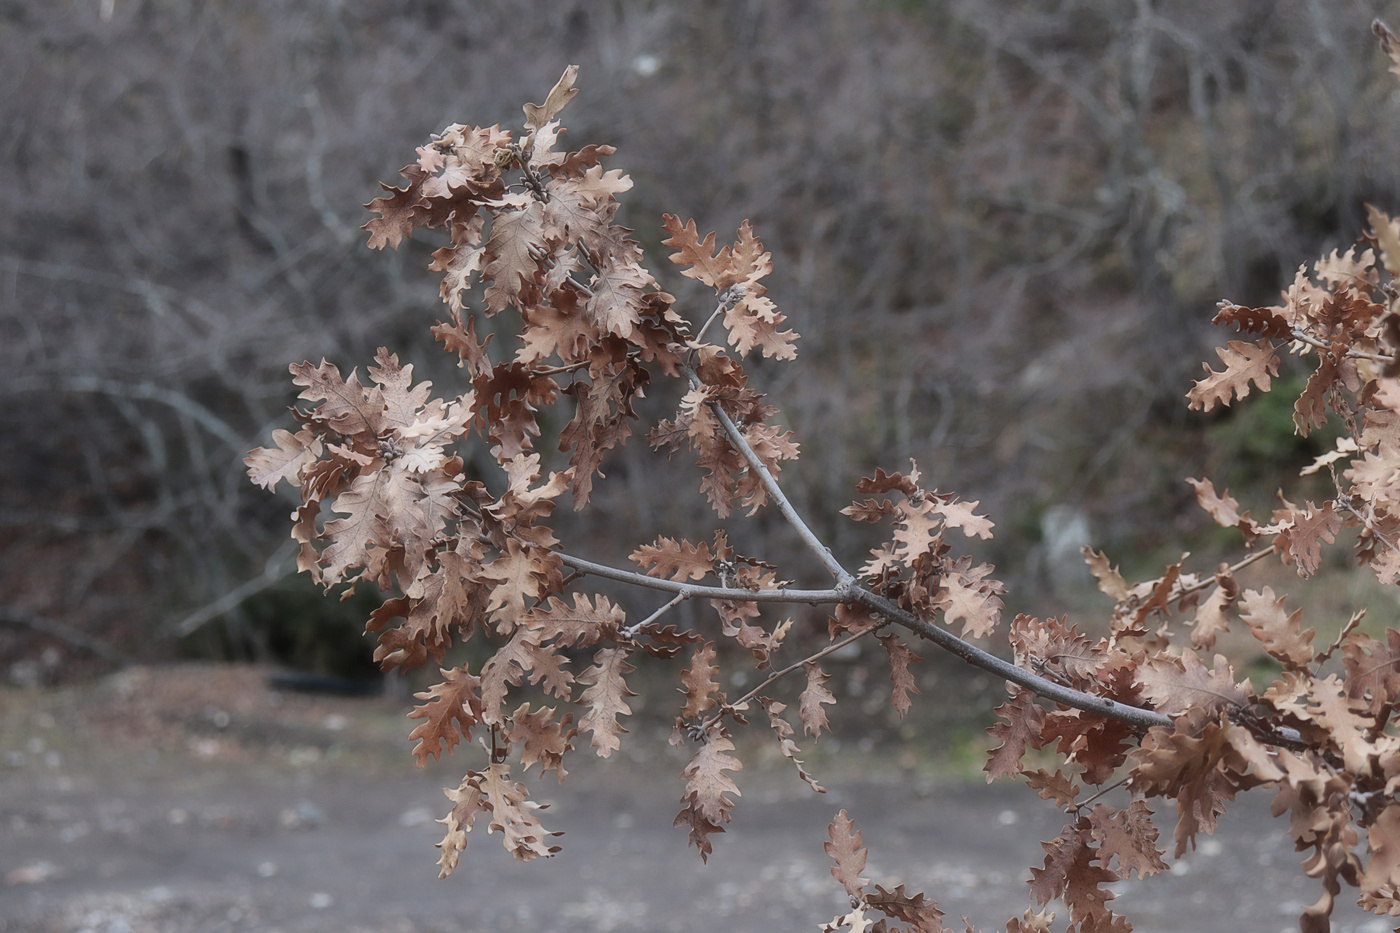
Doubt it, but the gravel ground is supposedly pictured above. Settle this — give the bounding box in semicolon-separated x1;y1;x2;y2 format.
0;665;1387;933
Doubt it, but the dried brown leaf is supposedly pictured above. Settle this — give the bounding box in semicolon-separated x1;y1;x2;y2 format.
407;667;485;766
825;809;870;898
679;642;723;719
799;662;837;739
985;689;1046;783
878;632;922;718
577;646;636;758
1186;339;1280;412
674;723;743;861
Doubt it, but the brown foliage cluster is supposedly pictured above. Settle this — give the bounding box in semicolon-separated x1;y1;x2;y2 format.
250;46;1400;933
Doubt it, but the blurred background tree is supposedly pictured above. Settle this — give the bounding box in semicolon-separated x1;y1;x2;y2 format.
4;0;1395;681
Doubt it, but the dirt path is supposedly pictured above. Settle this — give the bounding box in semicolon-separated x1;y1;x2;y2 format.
0;667;1385;933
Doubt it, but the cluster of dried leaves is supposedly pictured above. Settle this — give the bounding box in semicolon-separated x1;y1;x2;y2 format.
248;42;1400;933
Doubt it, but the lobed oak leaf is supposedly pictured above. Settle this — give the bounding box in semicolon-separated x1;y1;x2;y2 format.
799;662;838;738
1305;674;1377;775
1137;650;1248;717
1184;477;1259;543
630;535;715;582
1314;245;1378;291
516;286;596;366
866;883;945;933
1238;586;1315;671
476;762;563;860
318;470;401;587
1293;354;1337;437
1344;441;1400;506
1039;709;1136;786
856;465;921;497
559;341;647;509
473;363;558;461
569;164;633;205
830;602;883;640
891;498;944;562
1369;204;1400;279
843;497;898;523
429;238;485;316
291;502;323;582
1081;548;1130;603
759;697;825;793
506;702;574;782
820;906;873;933
723;292;798;360
553;143;619;180
1342;627;1400;715
1189;571;1237;651
577;646;636;757
1129;709;1241;856
1211;300;1293;337
661;215;734;289
434;123;513;182
678;385;719;444
436;776;488;878
1062;852;1120;930
1005;907;1056;933
432;313;494;378
1361;805;1400;896
878;632;922;718
524;592;624;649
523;65;580;132
692;431;748;519
631;623;703;659
937;573;1002;639
1022;768;1081;808
479;627;573;723
1271;501;1341;578
712;596;776;666
480;539;559;625
1121;556;1186;637
1027;820;1090;906
415;144;445;175
932;497;994;540
542;179;645;269
1362;406;1400;449
291;359;384;437
728;220;773;284
825;809;870;897
524;119;565;171
403;536;489;656
678;642;723;719
480;200;546;314
859;544;902;582
1302;439;1360;481
420;154;501;203
1086;800;1167;880
1186;339;1280;412
674;723;743;861
493;452;571;530
245;428;322;491
734;421;800;514
984;689;1046;783
363;172;427;250
407;667;485;766
1009;615;1105;691
1308;285;1383;342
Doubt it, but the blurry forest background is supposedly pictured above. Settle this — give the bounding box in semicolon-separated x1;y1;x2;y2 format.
4;0;1399;686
